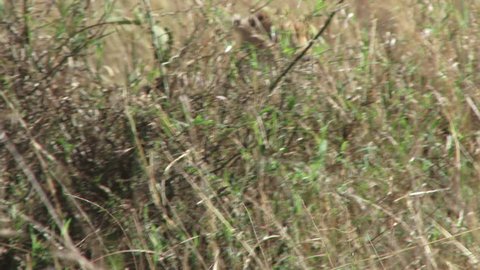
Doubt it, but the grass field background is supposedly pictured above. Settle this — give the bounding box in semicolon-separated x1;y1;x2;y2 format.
1;0;480;269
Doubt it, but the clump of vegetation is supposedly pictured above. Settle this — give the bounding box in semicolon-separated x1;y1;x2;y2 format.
1;0;480;269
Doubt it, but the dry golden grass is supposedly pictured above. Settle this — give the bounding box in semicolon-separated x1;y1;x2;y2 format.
1;0;480;269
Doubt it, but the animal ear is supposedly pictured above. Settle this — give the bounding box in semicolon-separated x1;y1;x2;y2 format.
257;13;264;21
232;15;241;26
254;11;273;39
248;17;256;27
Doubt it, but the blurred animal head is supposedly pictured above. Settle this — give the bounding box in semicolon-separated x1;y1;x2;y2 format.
232;11;275;49
232;11;311;51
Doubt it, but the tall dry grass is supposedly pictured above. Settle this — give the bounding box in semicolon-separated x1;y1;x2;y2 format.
1;0;480;269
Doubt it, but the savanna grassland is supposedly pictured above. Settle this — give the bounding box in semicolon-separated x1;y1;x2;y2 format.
1;0;480;269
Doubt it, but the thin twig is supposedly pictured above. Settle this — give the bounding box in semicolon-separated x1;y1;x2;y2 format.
269;0;345;92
